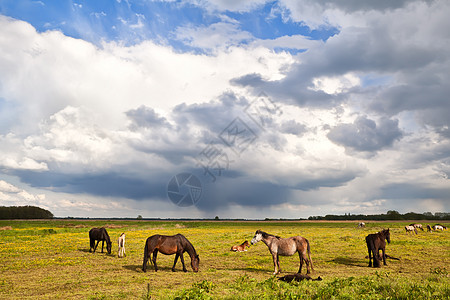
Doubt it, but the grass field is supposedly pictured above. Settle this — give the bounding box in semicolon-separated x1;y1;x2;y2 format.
0;220;449;299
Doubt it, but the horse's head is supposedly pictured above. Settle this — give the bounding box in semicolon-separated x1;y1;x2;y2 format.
385;229;391;244
106;241;112;254
251;230;263;245
191;254;200;272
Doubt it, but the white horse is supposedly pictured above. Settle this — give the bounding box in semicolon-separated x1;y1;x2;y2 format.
405;225;417;234
432;225;446;231
358;222;365;228
118;233;126;258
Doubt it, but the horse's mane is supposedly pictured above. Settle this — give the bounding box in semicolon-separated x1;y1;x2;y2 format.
260;230;281;239
177;234;198;256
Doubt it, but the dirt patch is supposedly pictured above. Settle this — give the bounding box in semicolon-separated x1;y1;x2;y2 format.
175;224;186;229
0;226;12;231
104;224;126;229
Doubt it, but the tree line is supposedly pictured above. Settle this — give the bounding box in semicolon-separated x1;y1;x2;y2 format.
0;206;54;219
308;210;450;221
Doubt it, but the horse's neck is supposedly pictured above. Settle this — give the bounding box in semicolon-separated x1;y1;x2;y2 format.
262;236;275;247
183;240;197;258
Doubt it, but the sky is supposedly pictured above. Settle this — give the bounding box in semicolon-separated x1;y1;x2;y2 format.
0;0;449;219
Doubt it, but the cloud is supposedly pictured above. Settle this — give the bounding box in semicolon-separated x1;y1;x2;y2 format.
327;116;403;152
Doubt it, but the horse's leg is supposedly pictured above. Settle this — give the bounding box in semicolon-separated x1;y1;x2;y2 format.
382;247;387;266
298;252;304;274
373;247;380;267
302;251;311;274
277;254;281;274
152;249;158;272
366;240;372;267
272;252;279;275
93;240;100;253
172;253;180;272
101;240;104;253
179;252;187;272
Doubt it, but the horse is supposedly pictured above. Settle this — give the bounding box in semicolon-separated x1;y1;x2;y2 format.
432;225;446;231
278;273;322;282
405;225;417;234
427;224;432;232
250;230;313;275
410;223;424;231
358;222;365;228
142;234;199;273
118;233;126;258
231;241;250;252
89;227;112;254
365;228;390;268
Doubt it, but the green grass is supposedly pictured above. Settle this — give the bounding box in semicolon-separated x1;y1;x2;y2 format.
0;220;448;299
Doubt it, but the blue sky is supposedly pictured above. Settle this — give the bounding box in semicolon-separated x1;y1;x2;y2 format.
0;0;449;218
0;0;337;52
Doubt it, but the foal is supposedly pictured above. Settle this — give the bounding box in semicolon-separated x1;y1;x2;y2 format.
118;233;126;258
231;241;250;252
365;229;390;268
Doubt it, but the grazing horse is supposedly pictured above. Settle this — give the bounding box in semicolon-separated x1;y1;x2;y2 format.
142;234;199;273
432;225;446;231
365;229;390;268
427;224;432;232
250;230;313;275
118;233;126;258
231;241;250;252
278;273;322;282
410;223;424;231
89;227;112;254
358;222;366;228
405;225;417;234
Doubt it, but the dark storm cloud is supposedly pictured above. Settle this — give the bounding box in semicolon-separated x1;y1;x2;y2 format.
327;116;402;152
13;170;168;200
378;182;450;201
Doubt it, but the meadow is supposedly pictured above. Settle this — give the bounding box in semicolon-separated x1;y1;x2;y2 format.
0;220;448;299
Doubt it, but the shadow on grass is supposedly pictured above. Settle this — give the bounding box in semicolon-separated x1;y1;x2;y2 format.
124;264;188;273
329;256;366;267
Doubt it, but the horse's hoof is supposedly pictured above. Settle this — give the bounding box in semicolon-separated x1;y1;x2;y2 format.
172;269;176;272
183;269;187;272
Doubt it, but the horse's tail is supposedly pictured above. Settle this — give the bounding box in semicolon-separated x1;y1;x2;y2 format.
306;238;314;271
142;239;149;272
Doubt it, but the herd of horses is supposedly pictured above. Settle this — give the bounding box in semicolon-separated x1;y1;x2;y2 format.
404;223;447;234
88;223;447;277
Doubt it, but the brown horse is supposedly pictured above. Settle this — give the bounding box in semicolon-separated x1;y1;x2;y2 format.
142;234;199;272
231;241;250;252
250;230;313;275
365;229;390;268
89;227;112;254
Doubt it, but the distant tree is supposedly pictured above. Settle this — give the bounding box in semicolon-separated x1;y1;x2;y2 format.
0;206;53;219
214;216;219;220
137;215;143;220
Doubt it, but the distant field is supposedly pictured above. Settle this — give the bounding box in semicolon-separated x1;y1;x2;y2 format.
0;220;448;299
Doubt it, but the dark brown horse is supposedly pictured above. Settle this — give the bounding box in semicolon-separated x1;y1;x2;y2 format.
250;230;313;275
142;234;199;272
365;229;390;267
89;227;112;254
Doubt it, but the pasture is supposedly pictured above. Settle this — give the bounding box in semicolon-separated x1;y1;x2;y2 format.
0;220;448;299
